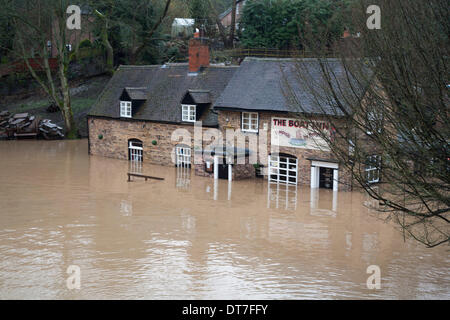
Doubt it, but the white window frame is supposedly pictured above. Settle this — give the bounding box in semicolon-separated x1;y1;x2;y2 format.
182;104;196;122
176;146;191;167
366;155;381;184
128;140;143;163
268;154;298;185
120;101;132;118
242;112;259;133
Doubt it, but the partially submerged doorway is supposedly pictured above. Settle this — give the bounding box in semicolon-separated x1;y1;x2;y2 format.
218;163;229;180
309;159;339;191
319;167;334;189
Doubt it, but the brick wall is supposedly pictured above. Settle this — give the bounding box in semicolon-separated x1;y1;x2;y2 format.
217;110;353;190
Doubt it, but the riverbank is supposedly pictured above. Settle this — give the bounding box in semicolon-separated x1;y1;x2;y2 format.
0;74;111;138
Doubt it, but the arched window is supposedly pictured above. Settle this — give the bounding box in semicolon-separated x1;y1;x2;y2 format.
128;139;143;162
268;153;298;185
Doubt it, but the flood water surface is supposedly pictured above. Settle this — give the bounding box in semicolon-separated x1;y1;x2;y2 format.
0;140;448;299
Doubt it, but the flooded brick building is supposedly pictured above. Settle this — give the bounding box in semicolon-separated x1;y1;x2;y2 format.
88;37;368;191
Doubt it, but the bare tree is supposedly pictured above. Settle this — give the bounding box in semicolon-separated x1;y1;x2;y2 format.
1;0;79;138
89;0;173;65
128;0;173;64
285;0;449;247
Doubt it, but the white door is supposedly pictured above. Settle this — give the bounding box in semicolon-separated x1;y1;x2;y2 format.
176;146;191;168
268;154;298;185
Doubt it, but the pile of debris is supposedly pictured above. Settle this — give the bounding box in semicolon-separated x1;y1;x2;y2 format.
0;111;64;139
39;119;65;139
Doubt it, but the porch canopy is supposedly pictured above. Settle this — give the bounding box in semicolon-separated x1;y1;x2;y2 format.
195;146;251;159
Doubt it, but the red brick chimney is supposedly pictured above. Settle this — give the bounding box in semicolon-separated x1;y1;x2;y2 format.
189;33;210;73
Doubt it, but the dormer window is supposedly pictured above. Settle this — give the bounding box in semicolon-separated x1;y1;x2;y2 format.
120;101;132;118
182;104;196;122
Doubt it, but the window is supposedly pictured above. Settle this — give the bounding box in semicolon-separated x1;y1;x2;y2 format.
120;101;132;118
268;154;298;185
128;139;143;163
182;104;196;122
242;112;258;132
366;155;381;183
176;146;191;168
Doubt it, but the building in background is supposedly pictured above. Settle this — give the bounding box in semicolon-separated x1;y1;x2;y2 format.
171;18;195;39
219;0;247;30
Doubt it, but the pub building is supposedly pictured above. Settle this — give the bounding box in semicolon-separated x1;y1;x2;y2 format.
88;35;372;192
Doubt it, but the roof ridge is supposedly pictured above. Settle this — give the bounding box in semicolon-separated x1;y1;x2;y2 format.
118;65;163;69
244;57;343;62
117;63;238;70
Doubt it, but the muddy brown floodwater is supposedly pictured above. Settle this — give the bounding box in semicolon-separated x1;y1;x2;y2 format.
0;140;448;299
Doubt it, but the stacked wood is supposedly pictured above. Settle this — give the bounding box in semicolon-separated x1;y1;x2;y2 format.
0;111;64;139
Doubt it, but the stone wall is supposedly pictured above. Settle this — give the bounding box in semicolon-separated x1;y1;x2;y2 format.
233;163;255;180
194;155;255;180
88;113;353;189
88;117;204;166
194;156;214;178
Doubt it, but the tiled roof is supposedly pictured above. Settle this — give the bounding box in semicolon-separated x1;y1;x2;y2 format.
124;87;148;100
214;57;370;116
89;64;238;126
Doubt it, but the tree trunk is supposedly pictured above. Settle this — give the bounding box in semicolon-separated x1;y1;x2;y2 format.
104;37;114;75
95;10;114;74
229;0;237;48
208;0;230;47
58;62;77;138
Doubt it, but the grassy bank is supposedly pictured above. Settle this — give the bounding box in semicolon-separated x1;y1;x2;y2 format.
0;75;110;138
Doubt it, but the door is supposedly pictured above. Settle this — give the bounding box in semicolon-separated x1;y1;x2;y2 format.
176;146;191;168
218;164;229;180
319;167;333;189
268;154;298;185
